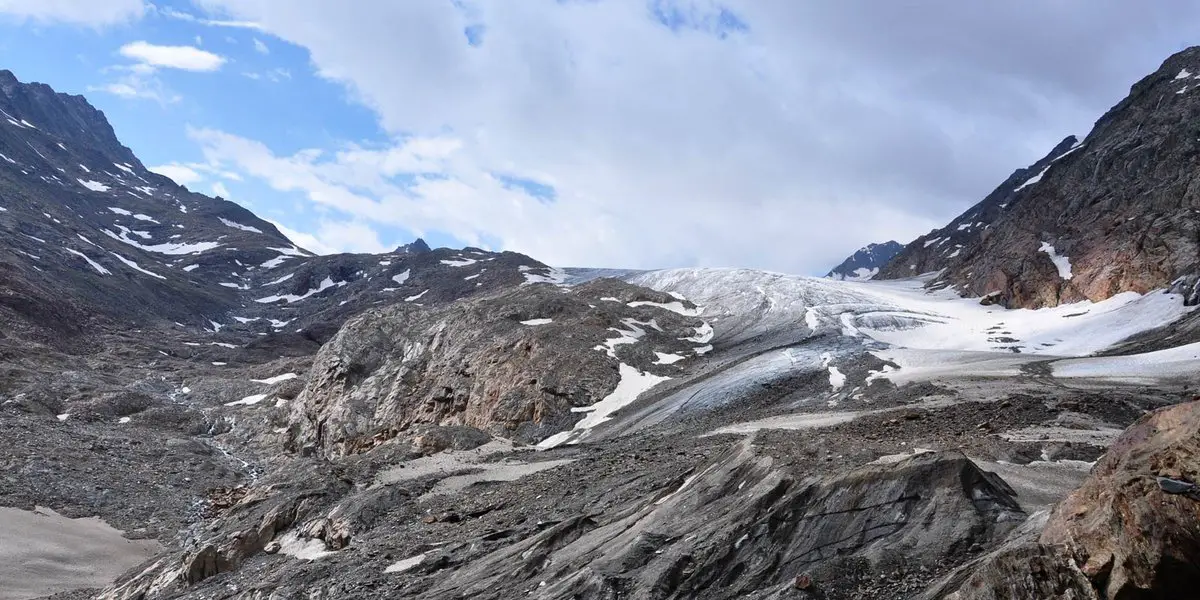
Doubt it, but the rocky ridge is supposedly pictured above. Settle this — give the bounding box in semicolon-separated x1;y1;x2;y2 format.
878;47;1200;309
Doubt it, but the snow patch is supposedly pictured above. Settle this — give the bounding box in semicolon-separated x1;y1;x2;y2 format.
1038;242;1073;280
595;319;651;358
225;394;270;407
103;229;221;255
109;252;166;279
263;273;294;286
392;269;411;285
255;277;345;304
654;352;686;365
252;373;299;385
537;363;671;448
1053;341;1200;382
77;179;109;192
218;217;262;233
683;322;714;344
405;289;429;302
520;265;568;285
520;318;554;326
440;258;477;267
628;300;703;316
64;249;110;275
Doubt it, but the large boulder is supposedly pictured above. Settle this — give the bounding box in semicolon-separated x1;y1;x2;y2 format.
1039;400;1200;598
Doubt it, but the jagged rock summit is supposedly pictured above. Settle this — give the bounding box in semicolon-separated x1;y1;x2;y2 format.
878;46;1200;309
827;240;904;280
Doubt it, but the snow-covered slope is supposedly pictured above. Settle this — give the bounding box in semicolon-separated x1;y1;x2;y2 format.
629;268;1192;357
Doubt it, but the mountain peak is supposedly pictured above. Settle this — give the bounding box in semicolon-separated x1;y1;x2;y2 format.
0;68;139;167
397;238;432;254
826;240;903;280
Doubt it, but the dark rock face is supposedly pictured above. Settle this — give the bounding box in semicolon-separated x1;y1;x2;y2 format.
879;46;1200;308
826;241;904;280
876;136;1078;286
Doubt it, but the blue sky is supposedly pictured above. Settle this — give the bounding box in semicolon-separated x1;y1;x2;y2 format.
0;1;1196;273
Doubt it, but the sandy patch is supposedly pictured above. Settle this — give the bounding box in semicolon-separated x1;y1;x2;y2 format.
0;506;160;600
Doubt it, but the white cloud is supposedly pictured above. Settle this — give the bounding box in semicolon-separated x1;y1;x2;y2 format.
88;79;179;104
149;163;202;186
211;181;231;198
118;41;226;71
0;0;146;26
253;38;269;54
265;222;381;256
192;126;933;270
193;0;1200;273
160;6;263;30
311;220;390;254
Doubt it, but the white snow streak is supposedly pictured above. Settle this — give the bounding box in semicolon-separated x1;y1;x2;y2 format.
109;252;166;279
1038;242;1073;280
219;217;263;233
538;363;671;448
255;277;344;304
64;248;110;275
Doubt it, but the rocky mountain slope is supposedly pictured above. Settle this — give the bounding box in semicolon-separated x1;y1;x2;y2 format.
877;47;1200;309
0;67;564;354
4;50;1200;600
826;241;903;280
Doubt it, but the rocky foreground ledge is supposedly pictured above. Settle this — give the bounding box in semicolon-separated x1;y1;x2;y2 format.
925;399;1200;599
